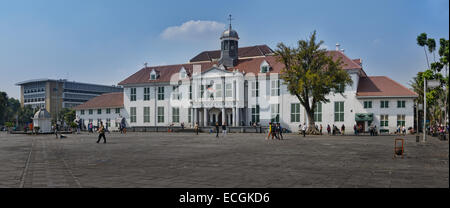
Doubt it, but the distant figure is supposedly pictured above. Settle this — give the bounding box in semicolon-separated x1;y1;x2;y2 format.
278;123;284;140
272;123;278;140
97;121;106;143
354;124;358;136
327;124;331;135
222;122;227;137
194;122;199;135
181;122;185;129
266;122;273;140
302;123;307;137
215;122;219;138
319;124;323;135
341;124;345;135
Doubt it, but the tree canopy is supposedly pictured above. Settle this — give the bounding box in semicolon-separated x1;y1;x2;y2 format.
275;31;353;133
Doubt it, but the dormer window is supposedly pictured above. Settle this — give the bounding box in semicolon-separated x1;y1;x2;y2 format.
150;69;158;80
260;60;270;73
179;67;187;79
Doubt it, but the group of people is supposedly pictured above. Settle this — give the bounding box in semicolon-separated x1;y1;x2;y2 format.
267;122;284;140
428;124;449;136
396;125;407;136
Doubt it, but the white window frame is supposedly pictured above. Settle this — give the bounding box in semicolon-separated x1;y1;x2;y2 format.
251;81;259;97
144;107;150;123
130;107;136;123
225;83;232;98
290;103;300;123
271;80;280;96
157;106;164;123
172;107;180;123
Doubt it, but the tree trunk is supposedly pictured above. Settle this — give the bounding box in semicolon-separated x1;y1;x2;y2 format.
306;110;320;135
424;47;430;68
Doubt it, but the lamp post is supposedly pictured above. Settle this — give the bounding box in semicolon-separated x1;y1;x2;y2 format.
423;78;426;142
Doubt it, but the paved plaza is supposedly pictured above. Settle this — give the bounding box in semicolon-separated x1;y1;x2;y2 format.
0;131;448;188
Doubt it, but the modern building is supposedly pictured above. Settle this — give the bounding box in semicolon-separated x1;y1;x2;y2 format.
16;79;122;120
79;22;418;134
73;92;125;131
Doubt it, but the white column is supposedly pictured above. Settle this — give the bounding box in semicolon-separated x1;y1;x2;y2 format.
194;108;198;125
191;107;195;127
236;107;240;126
222;108;226;125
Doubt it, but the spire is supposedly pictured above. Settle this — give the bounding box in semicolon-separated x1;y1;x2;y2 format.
228;14;233;30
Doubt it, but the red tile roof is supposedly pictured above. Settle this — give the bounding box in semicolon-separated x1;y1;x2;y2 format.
357;76;418;97
73;92;124;110
119;48;366;86
189;45;274;62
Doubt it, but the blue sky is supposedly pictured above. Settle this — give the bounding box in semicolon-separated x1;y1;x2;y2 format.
0;0;448;99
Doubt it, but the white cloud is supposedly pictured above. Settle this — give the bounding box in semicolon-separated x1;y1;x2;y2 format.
160;20;226;41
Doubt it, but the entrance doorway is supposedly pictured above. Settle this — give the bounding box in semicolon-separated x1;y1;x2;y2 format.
357;121;365;132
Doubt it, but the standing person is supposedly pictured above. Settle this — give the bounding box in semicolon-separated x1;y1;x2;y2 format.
266;122;272;140
332;124;335;135
96;121;106;143
320;124;323;135
302;123;307;137
54;123;58;138
272;123;278;140
354;124;358;136
341;124;345;135
215;122;219;138
402;126;406;135
222;122;227;137
327;124;331;135
194;122;199;135
278;123;284;140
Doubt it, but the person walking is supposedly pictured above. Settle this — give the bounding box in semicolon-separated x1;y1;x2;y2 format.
354;124;358;136
266;122;273;140
327;124;331;135
272;123;279;140
194;122;199;135
319;124;323;135
96;121;106;143
215;122;219;138
341;124;345;135
302;123;307;137
222;122;227;137
278;123;284;140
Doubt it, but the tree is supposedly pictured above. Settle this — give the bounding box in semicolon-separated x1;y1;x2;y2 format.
63;109;76;125
427;38;436;62
417;33;430;68
412;34;449;127
275;31;353;134
0;91;8;125
17;105;34;126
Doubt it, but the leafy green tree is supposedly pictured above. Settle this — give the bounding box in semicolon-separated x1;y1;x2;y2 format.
63;109;76;125
17;105;34;126
275;31;353;134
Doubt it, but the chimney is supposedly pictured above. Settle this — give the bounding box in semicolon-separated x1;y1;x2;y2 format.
336;43;340;51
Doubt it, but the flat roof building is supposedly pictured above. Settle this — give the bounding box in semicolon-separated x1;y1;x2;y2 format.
16;79;122;120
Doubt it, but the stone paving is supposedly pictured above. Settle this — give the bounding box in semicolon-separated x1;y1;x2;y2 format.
0;131;448;188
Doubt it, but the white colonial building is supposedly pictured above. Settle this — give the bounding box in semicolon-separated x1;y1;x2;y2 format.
74;92;126;131
80;24;418;134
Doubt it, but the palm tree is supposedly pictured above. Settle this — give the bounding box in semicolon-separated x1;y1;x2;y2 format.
417;33;430;68
427;38;436;62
